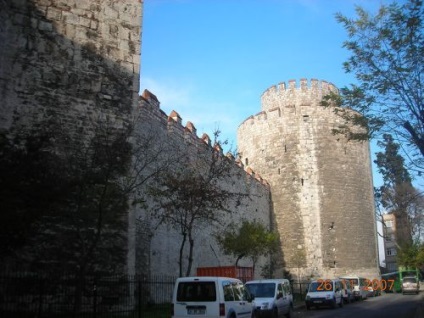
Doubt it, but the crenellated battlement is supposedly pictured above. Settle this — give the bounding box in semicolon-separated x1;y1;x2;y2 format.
260;78;339;111
139;89;269;188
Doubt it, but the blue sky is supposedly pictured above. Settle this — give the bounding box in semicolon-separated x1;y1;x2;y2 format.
139;0;389;184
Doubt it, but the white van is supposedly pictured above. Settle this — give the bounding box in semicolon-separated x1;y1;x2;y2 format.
245;279;293;318
172;276;254;318
339;276;369;301
305;279;344;310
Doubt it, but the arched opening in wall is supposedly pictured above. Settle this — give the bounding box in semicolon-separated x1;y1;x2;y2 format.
245;158;248;166
303;115;309;122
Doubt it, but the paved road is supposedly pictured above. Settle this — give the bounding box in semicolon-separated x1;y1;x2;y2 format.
292;292;424;318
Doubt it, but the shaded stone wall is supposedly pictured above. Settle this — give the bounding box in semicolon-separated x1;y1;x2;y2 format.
0;0;142;276
0;0;141;131
238;79;379;279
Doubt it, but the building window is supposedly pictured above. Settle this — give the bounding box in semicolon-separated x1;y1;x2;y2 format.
385;234;394;242
386;248;397;256
245;158;248;166
387;263;397;271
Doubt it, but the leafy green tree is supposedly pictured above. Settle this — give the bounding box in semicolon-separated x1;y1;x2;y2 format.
216;219;279;274
149;131;249;277
397;242;424;268
374;134;424;271
323;0;424;172
375;134;411;245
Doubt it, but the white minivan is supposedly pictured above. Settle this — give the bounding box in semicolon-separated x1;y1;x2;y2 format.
172;276;254;318
245;279;293;318
305;279;344;310
339;276;369;301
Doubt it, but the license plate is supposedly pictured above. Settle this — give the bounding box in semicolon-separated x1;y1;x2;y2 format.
313;300;322;303
188;309;205;315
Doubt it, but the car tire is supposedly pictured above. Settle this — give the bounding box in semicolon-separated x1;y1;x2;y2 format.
273;308;278;318
331;298;337;309
339;298;343;308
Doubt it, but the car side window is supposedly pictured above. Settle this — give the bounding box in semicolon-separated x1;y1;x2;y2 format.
283;282;291;295
277;283;283;296
223;282;235;301
232;283;243;301
241;285;251;301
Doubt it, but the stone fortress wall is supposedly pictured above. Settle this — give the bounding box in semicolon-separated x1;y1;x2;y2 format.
1;0;142;276
0;0;272;279
133;90;272;278
238;79;379;280
1;1;380;281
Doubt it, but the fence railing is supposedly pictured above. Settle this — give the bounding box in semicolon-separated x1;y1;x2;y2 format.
0;271;176;318
0;271;310;317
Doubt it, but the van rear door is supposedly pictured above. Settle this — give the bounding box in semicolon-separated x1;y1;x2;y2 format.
174;279;219;318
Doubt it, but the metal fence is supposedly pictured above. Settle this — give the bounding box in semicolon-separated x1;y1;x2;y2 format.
0;271;176;318
0;271;311;318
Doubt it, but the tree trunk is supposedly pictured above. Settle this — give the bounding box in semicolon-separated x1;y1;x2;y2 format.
186;230;194;277
179;232;187;277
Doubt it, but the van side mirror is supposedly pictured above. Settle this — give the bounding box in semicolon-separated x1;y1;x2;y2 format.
276;292;283;299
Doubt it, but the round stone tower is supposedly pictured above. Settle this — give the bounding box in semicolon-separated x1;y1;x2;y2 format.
237;79;379;279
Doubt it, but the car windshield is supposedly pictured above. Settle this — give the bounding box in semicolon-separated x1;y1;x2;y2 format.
309;281;333;292
342;278;358;287
403;277;417;284
245;283;276;298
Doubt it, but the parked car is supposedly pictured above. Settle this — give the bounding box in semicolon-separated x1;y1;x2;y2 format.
402;276;420;295
366;283;382;297
171;276;254;318
305;279;344;310
339;276;368;301
245;279;293;318
340;279;355;303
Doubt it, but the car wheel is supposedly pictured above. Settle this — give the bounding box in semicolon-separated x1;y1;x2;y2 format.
339;298;343;308
306;305;310;310
331;298;337;309
273;308;278;318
